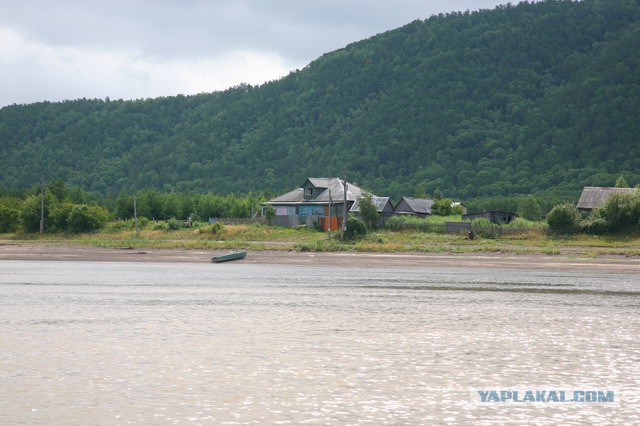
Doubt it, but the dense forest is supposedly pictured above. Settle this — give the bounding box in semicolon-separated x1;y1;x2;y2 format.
1;0;639;204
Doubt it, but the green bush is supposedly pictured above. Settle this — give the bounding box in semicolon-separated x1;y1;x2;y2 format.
471;217;499;238
471;218;492;229
67;205;110;233
50;203;75;232
431;198;453;216
546;203;580;230
0;205;19;232
597;191;640;233
104;219;136;232
579;216;608;235
19;194;54;233
198;221;225;235
152;221;170;231
343;216;367;241
167;218;186;231
506;217;548;229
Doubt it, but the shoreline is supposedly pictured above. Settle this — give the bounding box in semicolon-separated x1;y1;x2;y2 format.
0;242;638;273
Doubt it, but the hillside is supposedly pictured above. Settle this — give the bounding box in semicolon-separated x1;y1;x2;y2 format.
1;0;639;201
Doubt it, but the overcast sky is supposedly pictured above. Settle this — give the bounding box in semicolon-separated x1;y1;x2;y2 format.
0;0;509;107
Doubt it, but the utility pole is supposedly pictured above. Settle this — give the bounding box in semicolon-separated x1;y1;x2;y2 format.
341;178;348;240
39;176;45;234
328;188;332;240
133;195;139;236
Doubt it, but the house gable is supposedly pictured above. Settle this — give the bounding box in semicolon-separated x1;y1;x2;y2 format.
393;197;433;216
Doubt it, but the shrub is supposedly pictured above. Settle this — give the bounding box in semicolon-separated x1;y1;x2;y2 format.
104;219;135;232
506;217;548;229
50;203;75;232
431;198;453;216
0;205;19;232
546;203;580;230
167;218;185;231
579;216;608;235
67;205;110;233
470;218;492;230
597;191;640;233
471;217;499;238
343;216;367;241
152;221;170;231
19;194;55;233
199;221;225;235
358;193;379;229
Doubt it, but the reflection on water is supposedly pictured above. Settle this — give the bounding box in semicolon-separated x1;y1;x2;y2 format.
1;261;638;424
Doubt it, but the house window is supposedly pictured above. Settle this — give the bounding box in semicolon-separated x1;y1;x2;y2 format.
304;187;314;197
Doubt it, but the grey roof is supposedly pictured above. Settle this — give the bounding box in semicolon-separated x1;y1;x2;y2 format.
350;196;391;213
268;178;374;204
395;197;434;215
269;188;304;203
577;187;637;210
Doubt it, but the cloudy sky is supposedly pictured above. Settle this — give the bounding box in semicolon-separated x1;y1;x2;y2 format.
1;0;508;107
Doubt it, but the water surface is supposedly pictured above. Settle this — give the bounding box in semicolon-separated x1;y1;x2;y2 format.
1;261;638;424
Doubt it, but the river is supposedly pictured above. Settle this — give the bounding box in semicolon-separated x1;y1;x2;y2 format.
1;260;638;424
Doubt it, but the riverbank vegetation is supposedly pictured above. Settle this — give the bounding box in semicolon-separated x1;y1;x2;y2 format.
1;180;640;260
2;214;639;259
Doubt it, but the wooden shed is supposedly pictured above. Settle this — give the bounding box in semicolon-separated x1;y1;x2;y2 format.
576;187;636;211
393;197;434;217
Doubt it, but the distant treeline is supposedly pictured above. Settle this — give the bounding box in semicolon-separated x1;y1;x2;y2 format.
0;179;268;233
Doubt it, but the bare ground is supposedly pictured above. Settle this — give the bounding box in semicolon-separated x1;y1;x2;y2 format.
0;242;638;273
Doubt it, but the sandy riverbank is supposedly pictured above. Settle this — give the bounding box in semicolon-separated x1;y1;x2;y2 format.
0;242;638;273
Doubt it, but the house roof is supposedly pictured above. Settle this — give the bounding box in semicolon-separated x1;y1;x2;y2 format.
350;196;391;213
396;197;434;215
267;178;373;204
577;187;636;210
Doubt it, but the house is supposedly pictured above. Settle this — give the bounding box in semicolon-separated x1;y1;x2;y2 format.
462;211;517;224
263;177;373;229
393;197;434;217
350;196;394;221
576;187;637;211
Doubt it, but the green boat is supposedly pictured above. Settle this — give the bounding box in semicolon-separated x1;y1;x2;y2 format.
212;251;247;263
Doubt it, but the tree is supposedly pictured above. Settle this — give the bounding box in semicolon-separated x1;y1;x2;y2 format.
358;193;379;229
615;175;630;188
19;193;56;233
517;195;542;221
596;191;640;233
431;198;453;216
265;205;275;225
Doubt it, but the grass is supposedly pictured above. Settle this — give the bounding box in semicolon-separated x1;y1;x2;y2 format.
2;220;640;258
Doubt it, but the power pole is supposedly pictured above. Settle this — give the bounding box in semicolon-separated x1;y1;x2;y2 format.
133;195;139;236
328;188;332;240
39;176;45;234
341;178;348;239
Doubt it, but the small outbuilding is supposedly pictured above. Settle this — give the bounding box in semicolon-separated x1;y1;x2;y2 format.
576;186;637;211
393;197;434;217
350;196;394;219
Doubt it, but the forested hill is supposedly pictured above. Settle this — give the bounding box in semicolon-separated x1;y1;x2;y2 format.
1;0;639;200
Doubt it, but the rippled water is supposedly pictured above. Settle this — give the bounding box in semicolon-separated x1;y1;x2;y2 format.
1;260;638;424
